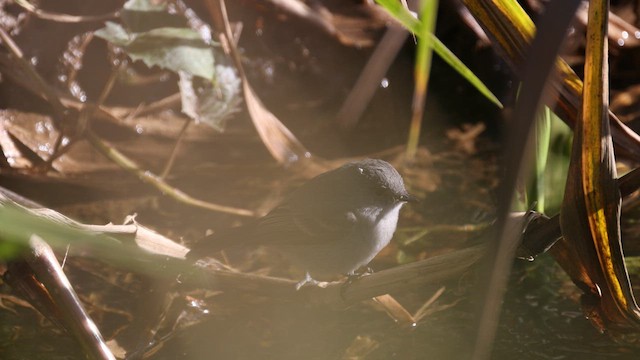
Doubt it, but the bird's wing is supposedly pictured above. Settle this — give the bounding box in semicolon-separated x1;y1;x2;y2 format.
186;220;258;260
257;204;357;246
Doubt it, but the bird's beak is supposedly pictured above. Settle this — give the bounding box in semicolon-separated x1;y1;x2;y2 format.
399;193;419;203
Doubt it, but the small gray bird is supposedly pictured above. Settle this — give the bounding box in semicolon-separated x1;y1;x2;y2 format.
187;159;415;288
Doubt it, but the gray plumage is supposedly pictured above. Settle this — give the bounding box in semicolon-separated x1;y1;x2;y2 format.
188;159;413;284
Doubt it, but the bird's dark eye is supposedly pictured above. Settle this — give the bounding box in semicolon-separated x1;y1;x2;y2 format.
398;194;417;203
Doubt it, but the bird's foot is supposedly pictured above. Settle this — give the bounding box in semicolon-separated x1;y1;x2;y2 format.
361;267;374;276
341;268;374;299
347;267;374;282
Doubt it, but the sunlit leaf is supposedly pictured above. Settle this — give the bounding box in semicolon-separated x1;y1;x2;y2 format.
178;65;242;130
94;0;245;132
204;0;325;168
463;0;640;159
242;81;313;165
120;0;187;32
95;22;214;80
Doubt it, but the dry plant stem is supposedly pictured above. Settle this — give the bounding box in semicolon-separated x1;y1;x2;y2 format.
204;0;320;169
574;3;640;48
401;222;492;246
65;33;95;87
85;129;256;217
372;294;416;327
336;24;409;128
0;185;189;258
182;245;484;307
6;131;49;167
337;245;483;304
15;0;119;23
0;28;67;124
45;60;123;170
134;93;182;117
23;235;115;360
95;61;123;107
413;286;446;323
60;97;139;131
0;30;69;168
261;0;338;40
4;261;65;328
0;145;11;168
455;0;490;46
160;117;191;179
41;136;74;171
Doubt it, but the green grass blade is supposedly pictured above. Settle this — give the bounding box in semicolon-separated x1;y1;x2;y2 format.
376;0;503;108
406;0;438;159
